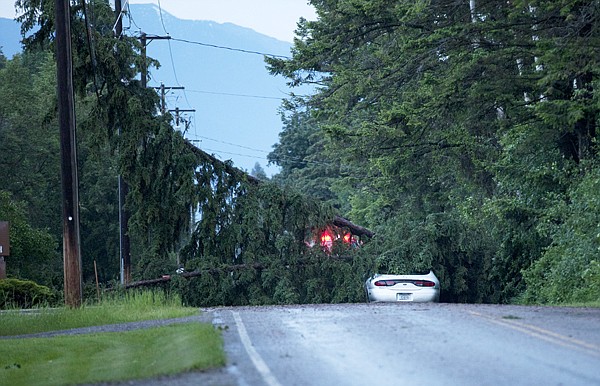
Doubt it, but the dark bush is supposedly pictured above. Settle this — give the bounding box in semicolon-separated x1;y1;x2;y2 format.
0;278;55;309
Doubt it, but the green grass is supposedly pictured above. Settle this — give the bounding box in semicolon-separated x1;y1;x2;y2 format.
0;290;226;385
557;300;600;308
0;323;226;385
0;290;197;336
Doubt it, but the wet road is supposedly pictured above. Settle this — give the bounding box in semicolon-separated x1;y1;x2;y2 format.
201;303;600;386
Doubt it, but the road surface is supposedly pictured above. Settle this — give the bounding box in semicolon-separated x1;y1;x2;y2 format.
196;303;600;386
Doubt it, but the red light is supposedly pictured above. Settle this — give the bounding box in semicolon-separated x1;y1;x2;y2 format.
343;233;352;243
374;280;395;286
320;230;333;251
414;280;435;287
320;232;333;245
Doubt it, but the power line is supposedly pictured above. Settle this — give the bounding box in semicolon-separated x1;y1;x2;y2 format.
201;147;269;160
125;3;141;30
170;37;291;59
191;135;334;167
186;89;285;100
197;146;336;168
195;135;271;154
125;3;291;59
112;0;129;37
156;0;169;34
153;0;195;110
81;0;100;101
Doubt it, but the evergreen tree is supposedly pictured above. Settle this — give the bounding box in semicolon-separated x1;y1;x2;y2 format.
268;0;600;303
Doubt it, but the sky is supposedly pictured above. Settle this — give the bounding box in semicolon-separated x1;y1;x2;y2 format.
0;0;317;42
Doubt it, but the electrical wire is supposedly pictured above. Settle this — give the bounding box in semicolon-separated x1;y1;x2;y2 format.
153;1;195;114
196;146;336;169
186;89;285;100
170;37;291;59
125;5;292;114
124;4;315;169
190;135;333;167
126;3;141;31
195;135;271;154
112;0;129;37
156;0;169;35
81;0;101;101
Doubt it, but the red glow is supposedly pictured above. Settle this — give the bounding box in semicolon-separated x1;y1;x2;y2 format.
320;231;333;247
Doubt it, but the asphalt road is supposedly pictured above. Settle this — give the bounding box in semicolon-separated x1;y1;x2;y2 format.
85;302;600;385
191;303;600;386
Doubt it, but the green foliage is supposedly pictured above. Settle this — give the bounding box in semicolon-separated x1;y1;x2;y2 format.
7;0;600;306
267;0;600;304
127;124;197;279
9;2;188;285
177;178;368;306
0;289;194;336
0;278;56;309
522;163;600;304
0;51;61;235
0;191;61;287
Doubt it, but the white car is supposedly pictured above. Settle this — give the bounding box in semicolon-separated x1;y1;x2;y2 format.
365;271;441;303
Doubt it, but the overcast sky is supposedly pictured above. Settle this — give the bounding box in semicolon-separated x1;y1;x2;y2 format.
0;0;317;42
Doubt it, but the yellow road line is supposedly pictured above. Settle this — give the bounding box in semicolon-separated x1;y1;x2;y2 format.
469;311;600;357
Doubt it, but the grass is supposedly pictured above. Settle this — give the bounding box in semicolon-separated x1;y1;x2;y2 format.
558;300;600;308
0;290;198;336
0;290;226;385
0;323;226;385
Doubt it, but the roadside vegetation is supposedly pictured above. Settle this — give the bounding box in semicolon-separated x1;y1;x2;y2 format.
0;290;225;385
1;0;599;309
0;289;197;336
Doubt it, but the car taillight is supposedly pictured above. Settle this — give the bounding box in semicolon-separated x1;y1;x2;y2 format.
374;279;436;287
374;280;396;286
414;280;435;287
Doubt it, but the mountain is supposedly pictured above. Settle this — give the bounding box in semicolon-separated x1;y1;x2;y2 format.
128;4;296;175
1;4;298;175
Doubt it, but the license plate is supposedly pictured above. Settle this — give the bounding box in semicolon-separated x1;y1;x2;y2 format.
397;293;412;301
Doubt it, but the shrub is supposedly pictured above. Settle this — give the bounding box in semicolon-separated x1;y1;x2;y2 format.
0;278;55;309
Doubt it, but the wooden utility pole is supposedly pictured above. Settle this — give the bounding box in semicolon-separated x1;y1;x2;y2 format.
115;0;131;285
0;222;9;279
153;83;184;114
113;32;172;284
141;32;147;88
139;34;171;90
55;0;83;307
169;107;196;128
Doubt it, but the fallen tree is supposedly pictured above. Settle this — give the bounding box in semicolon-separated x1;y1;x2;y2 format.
184;139;375;238
125;255;358;289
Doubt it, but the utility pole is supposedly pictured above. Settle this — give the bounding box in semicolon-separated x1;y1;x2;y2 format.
114;0;131;286
153;83;185;114
139;33;171;90
139;33;171;88
169;107;196;128
56;0;82;307
141;32;147;88
113;32;173;285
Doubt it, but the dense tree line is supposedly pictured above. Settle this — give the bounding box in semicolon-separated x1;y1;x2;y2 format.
1;1;368;305
267;0;600;303
2;0;599;305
